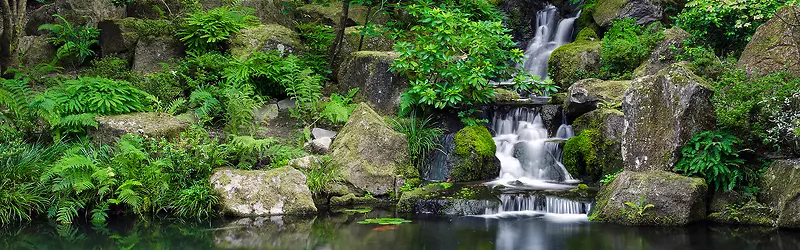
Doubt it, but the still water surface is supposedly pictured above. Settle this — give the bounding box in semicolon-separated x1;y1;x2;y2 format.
2;211;799;250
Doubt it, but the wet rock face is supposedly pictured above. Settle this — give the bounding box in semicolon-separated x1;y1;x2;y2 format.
450;126;501;182
563;108;625;182
738;6;800;77
760;159;800;228
210;167;317;217
336;51;407;116
91;112;188;144
590;170;707;226
330;103;410;196
621;63;715;172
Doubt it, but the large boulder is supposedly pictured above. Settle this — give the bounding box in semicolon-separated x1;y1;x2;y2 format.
330;103;411;196
210;167;317;217
18;35;57;68
563;78;630;121
397;184;499;215
132;36;183;74
759;159;800;228
563;108;625;182
589;170;708;226
449;126;501;182
332;26;395;75
229;24;302;58
25;0;125;36
738;6;800;77
98;19;141;61
91;112;188;144
592;0;673;28
621;63;715;172
634;27;692;78
336;51;407;115
240;0;295;29
548;28;602;89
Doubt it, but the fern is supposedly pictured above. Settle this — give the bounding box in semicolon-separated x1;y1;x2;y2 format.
229;136;305;168
188;87;221;124
178;7;257;54
320;88;359;126
222;85;262;135
38;14;100;65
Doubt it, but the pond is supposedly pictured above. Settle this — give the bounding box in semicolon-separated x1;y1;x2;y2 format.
3;211;799;250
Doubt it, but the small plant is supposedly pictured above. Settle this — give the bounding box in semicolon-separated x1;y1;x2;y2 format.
229;135;306;169
302;156;340;195
319;89;359;126
358;217;412;225
623;195;655;217
458;109;489;127
674;131;745;192
390;112;444;174
178;7;257;54
600;169;622;185
38;14;100;66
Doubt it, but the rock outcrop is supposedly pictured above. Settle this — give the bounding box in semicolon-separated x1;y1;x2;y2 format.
132;36;184;74
336;51;407;115
592;0;670;28
634;27;693;78
25;0;125;36
91;112;188;144
210;167;317;217
590;170;708;226
563;78;630;121
230;24;302;58
738;6;800;77
548;28;602;88
563;108;625;182
449;126;501;182
330;103;411;195
98;19;142;61
621;63;715;172
18;35;57;68
759;159;800;228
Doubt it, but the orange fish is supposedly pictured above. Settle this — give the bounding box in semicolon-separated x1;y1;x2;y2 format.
372;225;398;231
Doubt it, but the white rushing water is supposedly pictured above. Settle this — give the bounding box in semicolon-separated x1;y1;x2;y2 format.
521;5;581;80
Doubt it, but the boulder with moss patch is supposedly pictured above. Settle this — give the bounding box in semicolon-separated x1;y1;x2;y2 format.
548;39;602;89
330;103;410;196
132;36;184;74
589;170;707;226
397;184;499;215
759;159;800;228
18;35;57;69
622;63;715;172
592;0;668;28
336;51;406;115
563;108;624;181
210;167;317;217
563;78;630;120
707;200;777;226
332;26;395;75
25;0;125;36
230;24;303;58
634;27;692;78
449;126;500;182
91;112;188;144
98;19;141;61
738;6;800;77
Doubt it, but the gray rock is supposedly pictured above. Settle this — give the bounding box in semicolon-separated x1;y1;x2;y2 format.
709;190;747;213
229;24;302;58
91;112;188;145
564;108;625;182
634;27;693;78
311;128;337;139
590;170;708;226
593;0;665;28
254;104;279;124
210;167;317;217
277;99;296;110
132;36;183;75
98;19;141;61
240;0;295;29
311;137;332;154
336;51;407;115
759;159;800;228
621;63;715;172
332;26;395;76
18;35;57;68
330;103;411;195
563;78;630;121
738;6;800;77
25;0;125;36
548;38;602;89
288;155;319;171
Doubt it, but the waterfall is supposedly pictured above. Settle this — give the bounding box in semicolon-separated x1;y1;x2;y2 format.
521;5;581;80
489;107;576;187
424;133;456;181
478;193;592;219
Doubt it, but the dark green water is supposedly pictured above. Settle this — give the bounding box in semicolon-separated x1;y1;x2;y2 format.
2;211;799;250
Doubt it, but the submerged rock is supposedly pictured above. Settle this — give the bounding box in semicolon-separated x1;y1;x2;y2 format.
91;112;188;144
330;103;410;196
634;27;692;78
229;24;302;58
548;29;602;89
132;36;183;74
621;63;715;172
563;108;624;182
450;126;500;182
563;78;630;121
336;51;406;115
759;159;800;228
738;6;800;77
210;167;317;217
590;170;707;226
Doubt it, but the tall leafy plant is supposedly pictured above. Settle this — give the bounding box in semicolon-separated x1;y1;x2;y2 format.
391;112;444;173
600;18;663;77
674;131;746;192
38;14;100;66
178;7;257;55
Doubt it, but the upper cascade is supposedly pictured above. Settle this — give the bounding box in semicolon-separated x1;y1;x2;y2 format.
521;5;581;80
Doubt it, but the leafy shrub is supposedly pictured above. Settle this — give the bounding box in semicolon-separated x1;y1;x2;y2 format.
391;112;444;173
178;7;257;54
675;0;789;55
674;131;746;192
118;18;176;40
600;18;663;77
0;140;68;225
221;85;263;135
38;14;100;66
391;4;523;114
223;50;301;96
318;89;359;126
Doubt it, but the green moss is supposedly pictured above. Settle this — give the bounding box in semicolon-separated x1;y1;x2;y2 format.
592;0;627;26
230;24;302;58
548;40;602;88
454;126;495;157
492;88;519;102
118;18;175;40
563;129;601;178
576;28;599;41
330;193;378;207
450;126;498;182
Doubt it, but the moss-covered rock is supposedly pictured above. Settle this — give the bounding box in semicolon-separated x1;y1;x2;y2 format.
25;0;125;36
589;170;707;226
575;27;599;42
210;167;318;217
707;200;778;227
240;0;295;29
563;109;624;182
738;6;800;77
335;51;406;115
91;112;188;144
18;35;57;69
622;63;715;172
548;40;602;89
759;159;800;228
634;27;692;78
332;25;395;75
230;24;303;58
563;78;630;120
330;103;410;196
329;193;378;207
491;88;520;103
397;184;499;215
449;126;500;182
132;36;183;74
592;0;665;28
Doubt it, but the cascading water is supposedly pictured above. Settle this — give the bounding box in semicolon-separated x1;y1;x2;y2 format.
521;5;581;80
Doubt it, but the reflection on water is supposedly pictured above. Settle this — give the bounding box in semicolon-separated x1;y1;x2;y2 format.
2;212;800;250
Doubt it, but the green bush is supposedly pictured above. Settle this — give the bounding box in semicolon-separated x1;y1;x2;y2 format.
600;18;663;77
675;0;789;56
391;4;523;114
296;23;334;75
38;14;100;66
674;131;746;192
178;7;257;54
82;57;138;83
